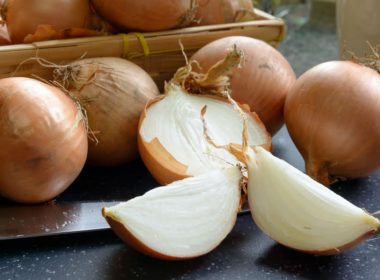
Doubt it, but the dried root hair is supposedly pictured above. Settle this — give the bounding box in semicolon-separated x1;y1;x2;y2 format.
343;41;380;74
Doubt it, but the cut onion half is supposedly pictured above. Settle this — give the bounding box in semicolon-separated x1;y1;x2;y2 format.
102;167;242;260
138;46;271;185
246;147;380;255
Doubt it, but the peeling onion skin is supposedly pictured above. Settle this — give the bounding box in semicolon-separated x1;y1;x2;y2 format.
57;57;160;166
3;0;92;44
190;36;296;135
91;0;196;32
284;61;380;186
0;77;88;203
138;91;271;185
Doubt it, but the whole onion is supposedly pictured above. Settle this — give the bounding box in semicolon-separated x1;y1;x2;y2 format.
2;0;91;43
190;36;296;134
0;23;10;45
284;61;380;186
0;77;88;203
53;57;160;166
91;0;196;31
193;0;254;26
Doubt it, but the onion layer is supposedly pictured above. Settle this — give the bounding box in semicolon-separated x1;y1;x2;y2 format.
3;0;91;43
54;57;159;166
0;77;88;203
191;36;296;134
284;61;380;185
91;0;196;31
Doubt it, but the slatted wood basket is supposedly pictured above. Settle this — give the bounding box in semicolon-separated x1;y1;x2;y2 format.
0;9;284;90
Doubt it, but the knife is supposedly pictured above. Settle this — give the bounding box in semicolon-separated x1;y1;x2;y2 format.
0;201;251;240
0;201;119;240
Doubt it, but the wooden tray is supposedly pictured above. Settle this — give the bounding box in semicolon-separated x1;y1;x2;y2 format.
0;9;284;89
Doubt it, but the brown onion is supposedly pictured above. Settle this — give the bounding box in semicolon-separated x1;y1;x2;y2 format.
91;0;196;31
138;47;271;185
0;1;10;45
190;36;296;134
284;61;380;186
0;23;10;45
193;0;254;26
53;57;159;166
2;0;92;43
0;77;88;203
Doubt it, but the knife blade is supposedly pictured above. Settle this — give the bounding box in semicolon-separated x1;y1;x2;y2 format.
0;201;120;240
0;201;251;240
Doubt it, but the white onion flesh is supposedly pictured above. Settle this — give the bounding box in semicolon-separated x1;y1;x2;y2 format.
103;167;242;259
247;147;380;253
140;84;269;176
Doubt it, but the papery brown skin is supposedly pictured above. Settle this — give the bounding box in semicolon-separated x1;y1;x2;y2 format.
191;36;296;135
0;23;10;45
60;57;159;166
91;0;196;32
0;1;10;45
192;0;254;26
4;0;91;44
138;94;272;185
284;61;380;185
0;77;88;203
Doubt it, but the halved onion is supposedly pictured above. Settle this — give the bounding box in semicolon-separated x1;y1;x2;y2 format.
139;83;271;185
103;166;242;260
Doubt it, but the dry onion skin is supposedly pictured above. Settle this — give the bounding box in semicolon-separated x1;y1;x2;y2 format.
191;36;296;135
2;0;92;43
53;57;159;166
0;0;10;45
91;0;197;32
103;167;242;260
246;147;380;255
193;0;255;26
138;47;271;185
0;77;88;203
284;61;380;186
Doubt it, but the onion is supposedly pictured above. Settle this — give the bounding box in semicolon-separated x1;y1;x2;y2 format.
0;22;10;45
2;0;92;43
191;36;296;135
193;0;255;26
91;0;197;31
0;1;10;45
103;167;242;260
284;61;380;185
138;46;271;185
246;147;380;254
0;77;88;203
52;57;159;166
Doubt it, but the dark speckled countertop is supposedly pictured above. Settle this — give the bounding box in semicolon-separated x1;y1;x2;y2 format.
2;4;380;280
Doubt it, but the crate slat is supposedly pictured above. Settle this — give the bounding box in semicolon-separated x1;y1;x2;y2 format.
0;9;284;89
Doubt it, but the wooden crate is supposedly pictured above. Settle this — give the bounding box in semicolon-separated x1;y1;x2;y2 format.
0;9;284;90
